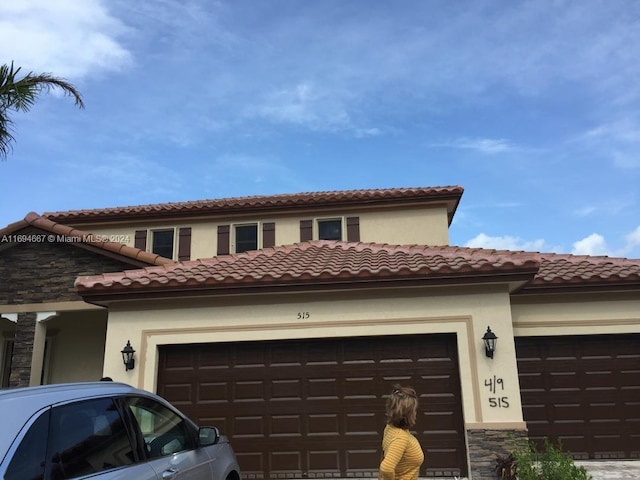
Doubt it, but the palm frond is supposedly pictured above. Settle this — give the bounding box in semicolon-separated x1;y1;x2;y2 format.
0;111;15;159
0;60;85;160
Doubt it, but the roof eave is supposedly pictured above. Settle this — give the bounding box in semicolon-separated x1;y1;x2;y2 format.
514;281;640;295
77;270;537;306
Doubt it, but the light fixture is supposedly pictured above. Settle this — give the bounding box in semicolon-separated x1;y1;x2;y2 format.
482;326;498;359
121;340;135;371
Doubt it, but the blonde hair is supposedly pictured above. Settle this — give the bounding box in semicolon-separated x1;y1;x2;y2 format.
385;384;418;429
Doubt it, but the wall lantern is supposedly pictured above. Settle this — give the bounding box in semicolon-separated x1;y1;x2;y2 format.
121;340;135;371
482;326;498;359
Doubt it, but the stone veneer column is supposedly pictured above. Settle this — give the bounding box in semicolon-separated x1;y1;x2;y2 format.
466;428;528;480
9;312;37;387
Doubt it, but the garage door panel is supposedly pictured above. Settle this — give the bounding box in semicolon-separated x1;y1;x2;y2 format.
158;334;467;478
621;371;640;387
308;450;341;474
161;383;194;405
198;381;228;403
345;448;378;471
237;452;264;475
308;414;339;435
424;411;460;431
271;451;303;474
271;379;303;399
271;415;303;436
234;416;265;436
516;334;640;460
307;378;339;399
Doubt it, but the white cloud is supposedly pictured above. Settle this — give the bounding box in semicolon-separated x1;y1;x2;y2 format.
466;229;640;258
465;233;547;252
0;0;132;79
248;82;353;132
585;122;640;144
574;206;597;217
245;81;381;137
573;198;634;218
579;120;640;169
571;233;608;256
431;137;516;155
623;226;640;252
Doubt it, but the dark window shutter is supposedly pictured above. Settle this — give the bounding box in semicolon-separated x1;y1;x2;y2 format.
134;230;147;251
217;225;230;255
178;227;192;261
263;222;275;248
346;216;360;242
300;220;312;242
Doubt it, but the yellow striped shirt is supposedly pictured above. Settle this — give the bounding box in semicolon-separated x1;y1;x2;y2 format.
379;424;424;480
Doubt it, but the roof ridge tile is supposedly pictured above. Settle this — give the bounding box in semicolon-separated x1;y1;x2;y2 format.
43;185;464;221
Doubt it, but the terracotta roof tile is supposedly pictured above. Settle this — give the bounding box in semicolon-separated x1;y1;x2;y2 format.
0;212;174;267
74;242;640;298
75;241;540;295
524;253;640;290
45;186;463;222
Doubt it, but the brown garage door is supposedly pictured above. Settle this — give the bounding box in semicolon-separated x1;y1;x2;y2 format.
516;334;640;459
157;333;467;478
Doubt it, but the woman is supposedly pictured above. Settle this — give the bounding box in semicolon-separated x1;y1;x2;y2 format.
379;384;424;480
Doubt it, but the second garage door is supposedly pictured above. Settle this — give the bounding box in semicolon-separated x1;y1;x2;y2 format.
516;333;640;459
157;333;467;478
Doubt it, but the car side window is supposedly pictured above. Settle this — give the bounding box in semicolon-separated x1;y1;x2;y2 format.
48;398;135;479
124;396;195;459
5;409;49;480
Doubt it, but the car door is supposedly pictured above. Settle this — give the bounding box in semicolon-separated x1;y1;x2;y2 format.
3;397;159;480
122;396;215;480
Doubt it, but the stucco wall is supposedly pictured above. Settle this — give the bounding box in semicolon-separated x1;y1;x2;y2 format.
101;284;524;430
45;310;107;384
511;292;640;336
85;205;450;260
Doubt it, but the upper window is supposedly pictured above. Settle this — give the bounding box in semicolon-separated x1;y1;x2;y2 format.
317;219;342;240
235;224;258;253
152;230;174;259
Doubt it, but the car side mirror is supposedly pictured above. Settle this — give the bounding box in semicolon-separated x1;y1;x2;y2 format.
198;426;220;446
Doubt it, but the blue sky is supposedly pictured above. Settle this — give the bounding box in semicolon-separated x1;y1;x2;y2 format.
1;0;640;258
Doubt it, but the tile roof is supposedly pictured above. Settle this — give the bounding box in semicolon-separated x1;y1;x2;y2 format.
44;186;464;223
75;241;541;296
0;213;174;267
74;241;640;299
523;253;640;292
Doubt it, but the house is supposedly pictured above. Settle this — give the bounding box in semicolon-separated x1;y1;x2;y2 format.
1;185;638;480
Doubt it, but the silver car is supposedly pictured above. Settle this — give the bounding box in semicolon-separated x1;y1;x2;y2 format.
0;382;240;480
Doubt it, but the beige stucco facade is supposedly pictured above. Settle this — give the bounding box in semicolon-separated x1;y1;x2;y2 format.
86;204;451;260
99;284;524;431
81;285;637;436
511;292;640;336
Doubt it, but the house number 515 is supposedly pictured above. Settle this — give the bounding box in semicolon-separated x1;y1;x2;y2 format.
297;312;310;319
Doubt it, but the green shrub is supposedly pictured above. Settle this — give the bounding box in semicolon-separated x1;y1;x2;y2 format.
508;438;592;480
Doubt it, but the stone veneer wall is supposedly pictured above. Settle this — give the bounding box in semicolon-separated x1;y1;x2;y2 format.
0;238;136;305
9;312;37;387
467;428;528;480
1;232;146;386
